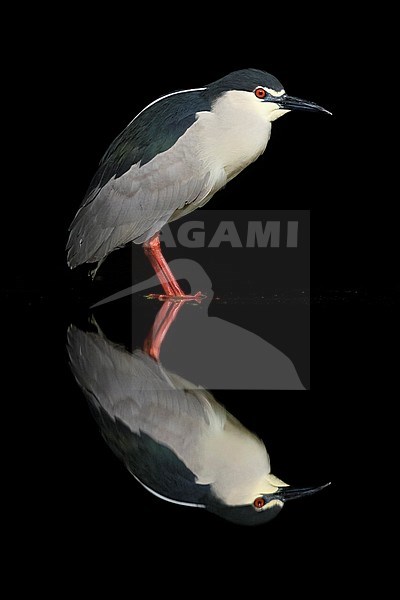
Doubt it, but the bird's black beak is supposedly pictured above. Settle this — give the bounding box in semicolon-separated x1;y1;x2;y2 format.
278;482;331;502
278;95;332;115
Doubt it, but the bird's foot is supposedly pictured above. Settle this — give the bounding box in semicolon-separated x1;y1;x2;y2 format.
145;291;205;304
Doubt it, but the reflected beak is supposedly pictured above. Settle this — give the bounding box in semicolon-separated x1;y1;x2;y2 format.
278;482;331;502
277;94;332;115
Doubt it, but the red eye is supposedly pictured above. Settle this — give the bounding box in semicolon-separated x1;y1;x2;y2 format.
254;87;267;99
254;497;266;509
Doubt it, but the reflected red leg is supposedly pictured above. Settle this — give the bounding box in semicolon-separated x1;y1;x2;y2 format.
143;300;185;360
143;234;204;302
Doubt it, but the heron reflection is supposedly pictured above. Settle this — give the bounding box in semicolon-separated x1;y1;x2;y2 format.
67;307;327;526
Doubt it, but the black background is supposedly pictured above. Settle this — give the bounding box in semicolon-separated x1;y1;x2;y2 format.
5;11;392;592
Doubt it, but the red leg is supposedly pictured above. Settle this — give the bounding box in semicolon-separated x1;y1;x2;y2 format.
143;300;185;360
143;234;204;302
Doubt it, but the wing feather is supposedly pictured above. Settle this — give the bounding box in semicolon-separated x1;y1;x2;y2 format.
67;325;227;462
67;130;224;266
66;91;225;268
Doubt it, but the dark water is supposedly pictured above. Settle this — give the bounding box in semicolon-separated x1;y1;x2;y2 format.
6;209;393;582
9;278;324;521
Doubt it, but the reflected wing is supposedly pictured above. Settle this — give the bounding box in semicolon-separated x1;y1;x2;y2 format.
67;325;226;449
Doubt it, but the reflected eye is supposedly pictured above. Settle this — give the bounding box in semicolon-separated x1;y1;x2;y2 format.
254;87;267;99
253;497;266;509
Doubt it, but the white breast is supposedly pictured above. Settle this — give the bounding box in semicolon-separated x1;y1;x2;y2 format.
195;414;272;506
195;90;272;182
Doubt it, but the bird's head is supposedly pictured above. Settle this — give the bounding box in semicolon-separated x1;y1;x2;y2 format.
207;475;330;526
207;68;331;123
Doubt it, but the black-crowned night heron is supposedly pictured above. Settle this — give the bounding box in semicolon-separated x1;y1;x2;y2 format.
67;320;329;525
67;68;330;298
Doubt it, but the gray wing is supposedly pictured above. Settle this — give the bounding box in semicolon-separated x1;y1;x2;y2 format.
67;324;226;458
67;118;226;268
